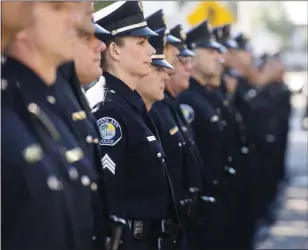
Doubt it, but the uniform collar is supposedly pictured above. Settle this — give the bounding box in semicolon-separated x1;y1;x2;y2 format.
103;71;144;113
2;55;55;98
189;77;207;94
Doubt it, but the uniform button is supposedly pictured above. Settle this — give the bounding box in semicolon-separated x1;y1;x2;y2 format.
86;135;93;143
213;180;219;186
178;142;182;147
162;159;165;163
28;103;40;114
93;138;99;144
241;147;249;154
68;168;79;180
47;95;56;104
110;90;116;93
47;176;63;191
91;182;98;191
157;153;162;158
228;156;232;162
92;236;96;240
81;175;90;186
1;79;8;90
222;121;227;126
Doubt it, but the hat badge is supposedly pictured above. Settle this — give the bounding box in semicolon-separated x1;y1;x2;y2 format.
138;1;144;12
180;29;186;41
163;34;167;46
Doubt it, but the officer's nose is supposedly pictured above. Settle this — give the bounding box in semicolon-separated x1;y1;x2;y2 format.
96;40;106;53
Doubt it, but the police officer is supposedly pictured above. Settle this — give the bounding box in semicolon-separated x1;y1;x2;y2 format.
2;2;109;249
87;1;181;249
54;10;114;248
136;27;202;249
176;20;232;249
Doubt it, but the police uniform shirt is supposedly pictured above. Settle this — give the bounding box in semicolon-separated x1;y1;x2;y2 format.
55;62;110;247
177;78;226;186
150;94;203;203
1;56;99;250
91;72;171;220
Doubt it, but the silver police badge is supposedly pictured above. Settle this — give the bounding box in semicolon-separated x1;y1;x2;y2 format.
97;117;122;146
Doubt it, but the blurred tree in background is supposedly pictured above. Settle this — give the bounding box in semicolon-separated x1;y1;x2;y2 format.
94;1;114;12
257;1;296;51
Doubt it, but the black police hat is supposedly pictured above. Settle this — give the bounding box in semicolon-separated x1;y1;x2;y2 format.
233;32;253;52
186;20;224;53
170;24;195;57
145;9;181;46
94;23;111;42
93;1;157;40
149;28;174;69
212;24;238;49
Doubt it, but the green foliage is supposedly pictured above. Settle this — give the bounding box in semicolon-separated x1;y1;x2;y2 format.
258;2;296;51
93;1;114;12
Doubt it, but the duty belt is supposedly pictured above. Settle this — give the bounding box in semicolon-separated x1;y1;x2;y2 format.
127;219;180;249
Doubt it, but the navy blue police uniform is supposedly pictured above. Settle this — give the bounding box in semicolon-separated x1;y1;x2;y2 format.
2;55;101;250
176;21;238;249
89;2;181;249
55;23;112;248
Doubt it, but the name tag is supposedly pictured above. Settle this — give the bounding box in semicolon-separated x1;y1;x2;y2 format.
147;136;156;142
71;111;87;121
169;126;179;136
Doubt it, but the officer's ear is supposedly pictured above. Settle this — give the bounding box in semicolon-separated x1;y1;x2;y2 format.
108;41;121;61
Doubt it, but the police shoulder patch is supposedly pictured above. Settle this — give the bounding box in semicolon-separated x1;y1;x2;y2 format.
180;104;195;124
97;117;122;146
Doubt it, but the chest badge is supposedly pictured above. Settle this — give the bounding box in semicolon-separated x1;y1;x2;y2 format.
180;104;195;124
97;117;122;146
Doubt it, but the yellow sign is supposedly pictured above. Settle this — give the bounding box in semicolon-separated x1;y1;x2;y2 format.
187;1;236;27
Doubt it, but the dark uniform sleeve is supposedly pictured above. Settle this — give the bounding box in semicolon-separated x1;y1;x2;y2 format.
92;108;128;219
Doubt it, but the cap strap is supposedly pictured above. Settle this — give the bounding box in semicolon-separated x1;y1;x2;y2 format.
152;54;165;59
111;21;147;35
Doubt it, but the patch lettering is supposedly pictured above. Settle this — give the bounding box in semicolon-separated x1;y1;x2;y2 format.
97;117;122;146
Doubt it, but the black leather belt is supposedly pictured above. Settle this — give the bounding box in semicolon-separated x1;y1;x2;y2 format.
127;219;180;248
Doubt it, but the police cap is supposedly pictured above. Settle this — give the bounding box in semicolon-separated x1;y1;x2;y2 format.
149;28;174;69
94;23;111;42
93;1;157;39
233;32;253;52
145;9;181;46
170;24;195;57
186;20;224;53
213;24;238;49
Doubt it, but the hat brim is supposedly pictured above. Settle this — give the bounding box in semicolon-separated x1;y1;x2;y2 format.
167;34;181;46
94;24;111;42
152;59;174;69
122;26;158;37
179;48;195;57
223;39;238;49
198;41;226;53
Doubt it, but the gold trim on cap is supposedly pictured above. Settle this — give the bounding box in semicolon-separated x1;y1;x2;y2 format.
111;21;147;36
151;54;165;59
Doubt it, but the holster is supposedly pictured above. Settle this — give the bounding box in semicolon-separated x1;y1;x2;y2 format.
105;215;127;250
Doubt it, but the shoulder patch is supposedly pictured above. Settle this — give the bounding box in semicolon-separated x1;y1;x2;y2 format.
97;117;122;146
180;104;195;124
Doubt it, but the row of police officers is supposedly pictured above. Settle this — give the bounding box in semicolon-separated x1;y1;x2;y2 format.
2;1;291;250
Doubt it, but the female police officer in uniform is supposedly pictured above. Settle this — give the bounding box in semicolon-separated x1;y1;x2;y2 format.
87;1;181;249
